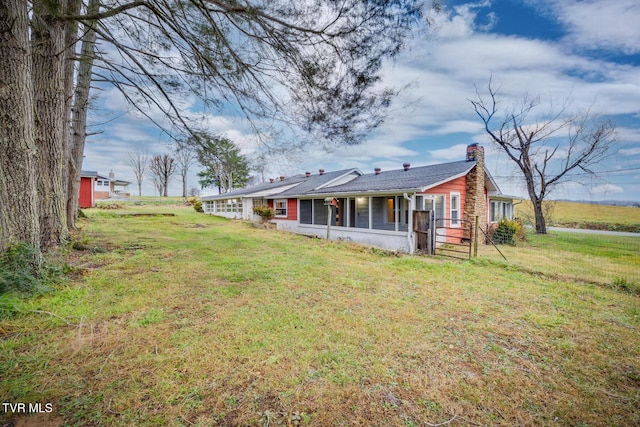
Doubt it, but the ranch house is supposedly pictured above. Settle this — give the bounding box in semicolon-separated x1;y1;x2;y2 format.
201;144;514;253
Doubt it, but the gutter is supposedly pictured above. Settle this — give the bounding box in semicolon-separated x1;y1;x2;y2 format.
404;192;414;254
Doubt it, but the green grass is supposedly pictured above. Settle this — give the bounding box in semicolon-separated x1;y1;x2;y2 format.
1;205;639;426
516;200;640;232
479;230;640;292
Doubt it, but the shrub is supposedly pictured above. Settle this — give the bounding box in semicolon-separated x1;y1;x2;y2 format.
253;206;275;223
490;218;524;245
0;243;40;294
187;197;203;213
0;243;67;296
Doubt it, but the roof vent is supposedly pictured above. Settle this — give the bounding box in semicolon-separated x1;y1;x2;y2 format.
403;163;411;171
374;167;382;175
319;168;325;175
305;171;311;178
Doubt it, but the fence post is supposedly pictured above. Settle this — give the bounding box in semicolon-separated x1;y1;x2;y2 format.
468;219;473;260
474;216;479;258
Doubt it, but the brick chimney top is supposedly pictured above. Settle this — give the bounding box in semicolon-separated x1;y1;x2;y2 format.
269;178;274;183
279;176;285;181
319;168;325;175
403;163;411;171
374;167;381;175
305;171;311;178
466;143;484;161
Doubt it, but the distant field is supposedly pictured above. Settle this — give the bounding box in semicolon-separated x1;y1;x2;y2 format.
1;205;638;426
96;196;188;205
515;200;640;232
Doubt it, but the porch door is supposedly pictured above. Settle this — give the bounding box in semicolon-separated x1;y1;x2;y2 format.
424;195;446;242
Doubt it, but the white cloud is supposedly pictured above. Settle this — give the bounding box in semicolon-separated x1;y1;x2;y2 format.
551;0;640;54
590;183;624;194
429;143;471;161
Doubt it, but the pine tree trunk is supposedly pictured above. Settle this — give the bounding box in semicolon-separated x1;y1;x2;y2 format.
0;0;41;253
32;0;69;248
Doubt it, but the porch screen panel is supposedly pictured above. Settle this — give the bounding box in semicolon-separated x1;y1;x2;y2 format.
372;197;394;231
355;197;369;229
300;200;312;224
313;199;328;225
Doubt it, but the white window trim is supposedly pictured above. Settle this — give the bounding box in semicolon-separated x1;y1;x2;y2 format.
450;192;461;228
274;199;288;218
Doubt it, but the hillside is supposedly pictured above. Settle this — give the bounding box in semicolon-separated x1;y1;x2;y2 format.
515;199;640;232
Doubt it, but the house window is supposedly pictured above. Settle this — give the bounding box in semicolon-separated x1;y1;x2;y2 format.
490;201;513;222
450;192;460;227
274;199;287;217
253;199;264;209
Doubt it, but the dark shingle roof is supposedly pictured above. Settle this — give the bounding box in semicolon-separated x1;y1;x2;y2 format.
303;160;475;195
200;161;492;200
276;169;361;197
200;175;307;200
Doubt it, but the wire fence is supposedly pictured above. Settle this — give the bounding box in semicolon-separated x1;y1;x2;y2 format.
475;228;640;290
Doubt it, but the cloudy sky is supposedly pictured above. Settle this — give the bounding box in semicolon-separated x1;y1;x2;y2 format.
83;0;640;202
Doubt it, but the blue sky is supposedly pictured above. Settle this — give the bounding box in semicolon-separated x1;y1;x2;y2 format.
84;0;640;201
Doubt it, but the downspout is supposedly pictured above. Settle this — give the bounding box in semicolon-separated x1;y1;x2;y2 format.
404;193;414;254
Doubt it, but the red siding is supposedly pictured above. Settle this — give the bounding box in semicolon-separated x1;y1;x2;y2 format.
422;176;467;199
79;177;94;208
286;198;297;221
419;176;467;243
268;198;297;220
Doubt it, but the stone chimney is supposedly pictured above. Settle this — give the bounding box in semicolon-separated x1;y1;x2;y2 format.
109;170;115;180
403;163;411;171
374;167;381;175
463;144;487;239
466;143;484;161
319;168;325;175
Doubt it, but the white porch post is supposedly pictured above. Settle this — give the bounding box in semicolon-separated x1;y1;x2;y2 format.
404;193;414;253
395;195;399;232
368;197;372;230
345;197;350;227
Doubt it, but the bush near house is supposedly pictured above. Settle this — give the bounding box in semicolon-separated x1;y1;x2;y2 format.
489;218;525;245
253;206;275;223
187;197;203;213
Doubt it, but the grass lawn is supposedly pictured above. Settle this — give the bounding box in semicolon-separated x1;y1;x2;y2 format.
516;200;640;232
1;205;639;426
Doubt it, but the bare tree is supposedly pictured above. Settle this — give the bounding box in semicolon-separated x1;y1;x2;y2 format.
173;140;197;199
470;80;617;234
151;175;163;197
149;154;177;197
127;150;149;197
